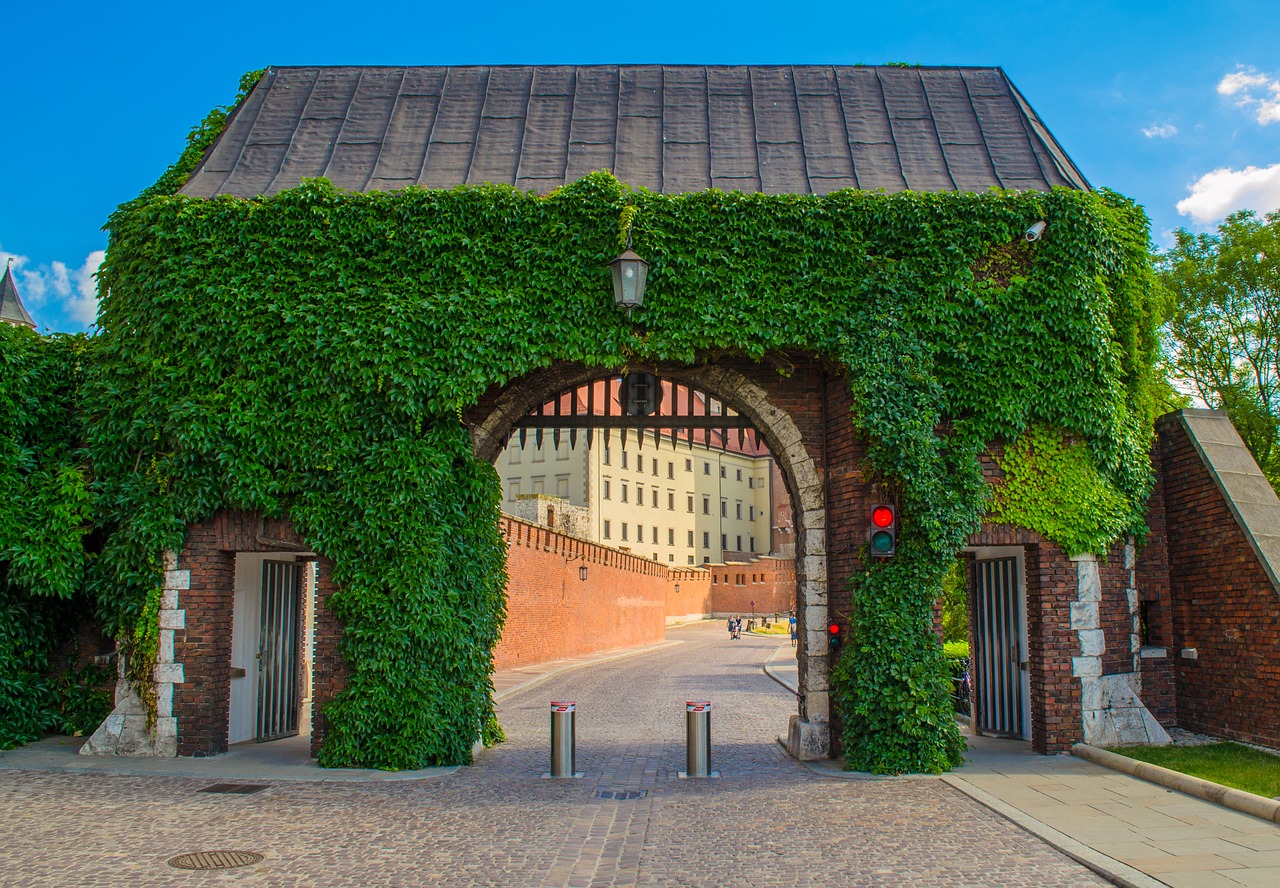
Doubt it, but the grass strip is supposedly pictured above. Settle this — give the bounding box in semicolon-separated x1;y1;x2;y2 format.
1113;742;1280;799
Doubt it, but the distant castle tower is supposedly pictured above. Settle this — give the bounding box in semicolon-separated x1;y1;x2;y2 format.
0;259;36;329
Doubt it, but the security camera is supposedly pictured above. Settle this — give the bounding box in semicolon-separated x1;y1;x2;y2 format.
1025;220;1047;242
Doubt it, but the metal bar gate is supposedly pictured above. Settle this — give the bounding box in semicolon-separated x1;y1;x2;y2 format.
257;560;301;742
975;557;1024;737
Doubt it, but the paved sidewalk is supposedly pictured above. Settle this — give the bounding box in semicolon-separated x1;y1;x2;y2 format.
765;639;1280;887
3;624;1278;886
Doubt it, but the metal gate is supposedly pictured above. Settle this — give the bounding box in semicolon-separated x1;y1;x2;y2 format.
974;557;1025;737
256;560;301;742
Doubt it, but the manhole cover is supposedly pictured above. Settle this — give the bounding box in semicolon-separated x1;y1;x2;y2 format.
199;783;270;794
595;789;647;800
167;850;263;870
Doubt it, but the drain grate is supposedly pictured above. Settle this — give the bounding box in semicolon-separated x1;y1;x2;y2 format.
168;850;264;870
595;789;647;800
199;783;270;794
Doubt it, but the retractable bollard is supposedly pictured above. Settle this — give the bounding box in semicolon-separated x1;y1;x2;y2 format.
685;701;711;778
549;701;576;778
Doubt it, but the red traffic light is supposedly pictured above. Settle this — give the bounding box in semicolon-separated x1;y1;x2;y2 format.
828;622;842;652
869;503;897;557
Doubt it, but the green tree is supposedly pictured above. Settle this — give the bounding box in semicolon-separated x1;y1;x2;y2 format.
1160;210;1280;487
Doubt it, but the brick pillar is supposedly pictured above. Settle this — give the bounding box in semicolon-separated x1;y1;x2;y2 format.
310;555;346;757
173;520;236;757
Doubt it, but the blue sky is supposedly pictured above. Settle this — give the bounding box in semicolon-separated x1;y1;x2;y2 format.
2;1;1277;333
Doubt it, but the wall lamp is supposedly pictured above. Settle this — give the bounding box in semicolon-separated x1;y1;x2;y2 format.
610;231;649;316
579;565;589;581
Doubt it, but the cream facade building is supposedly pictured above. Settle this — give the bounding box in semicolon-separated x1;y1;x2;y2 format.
498;429;775;564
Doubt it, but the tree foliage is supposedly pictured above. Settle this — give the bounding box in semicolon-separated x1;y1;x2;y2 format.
1160;210;1280;486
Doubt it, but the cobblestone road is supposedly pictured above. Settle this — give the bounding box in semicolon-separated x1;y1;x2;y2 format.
0;622;1106;886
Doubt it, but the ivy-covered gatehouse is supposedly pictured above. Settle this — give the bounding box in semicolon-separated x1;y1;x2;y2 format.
18;64;1212;774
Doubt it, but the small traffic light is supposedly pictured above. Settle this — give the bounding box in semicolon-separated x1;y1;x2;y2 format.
828;622;842;653
869;504;896;557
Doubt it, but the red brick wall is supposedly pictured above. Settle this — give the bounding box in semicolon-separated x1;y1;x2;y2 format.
173;518;237;757
309;557;343;756
704;557;795;616
666;566;712;617
1157;414;1280;748
1135;455;1177;726
1099;540;1133;676
493;516;669;670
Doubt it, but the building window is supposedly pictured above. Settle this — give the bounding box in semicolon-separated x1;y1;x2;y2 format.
736;468;742;481
621;523;629;541
736;502;742;519
637;525;644;543
603;447;611;466
685;459;692;472
720;499;727;518
668;528;675;545
747;476;753;489
687;495;694;512
668;553;674;562
621;482;629;502
621;450;628;469
532;477;545;494
688;556;695;565
507;480;520;502
652;494;659;510
653;552;659;561
703;557;710;564
687;530;694;546
557;475;570;498
721;533;727;550
702;496;710;515
652;461;658;476
668;491;675;510
652;526;658;544
720;466;726;479
667;462;675;479
509;446;521;465
750;536;756;552
532;445;545;463
749;505;755;521
703;462;710;475
603;520;612;539
637;485;644;506
736;535;742;550
702;532;710;549
603;479;611;500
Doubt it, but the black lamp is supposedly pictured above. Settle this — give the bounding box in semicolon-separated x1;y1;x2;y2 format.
609;233;649;316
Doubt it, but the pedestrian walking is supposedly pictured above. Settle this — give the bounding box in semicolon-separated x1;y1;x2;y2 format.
789;613;797;646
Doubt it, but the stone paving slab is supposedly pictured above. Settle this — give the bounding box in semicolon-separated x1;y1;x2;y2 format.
0;622;1107;887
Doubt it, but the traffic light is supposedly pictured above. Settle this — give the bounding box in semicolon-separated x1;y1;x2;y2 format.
869;504;896;557
828;622;842;653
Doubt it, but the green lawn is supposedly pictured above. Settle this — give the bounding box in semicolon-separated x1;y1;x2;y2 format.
1114;742;1280;799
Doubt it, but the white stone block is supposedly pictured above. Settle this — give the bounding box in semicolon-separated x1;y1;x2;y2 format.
802;555;825;582
163;550;179;571
158;629;174;663
1072;656;1102;678
801;528;826;556
805;690;830;723
158;608;185;630
1070;601;1099;630
800;508;826;530
1076;559;1101;602
1124;542;1135;570
1078;629;1106;657
1069;552;1097;563
164;569;190;591
153;663;184;684
161;588;179;610
1079;678;1103;711
155;717;178;739
156;682;173;718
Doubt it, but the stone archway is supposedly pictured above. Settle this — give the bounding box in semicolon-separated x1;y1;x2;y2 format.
471;361;832;758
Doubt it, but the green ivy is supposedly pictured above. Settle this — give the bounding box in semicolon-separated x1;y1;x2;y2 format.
5;73;1163;772
0;325;97;747
992;425;1135;557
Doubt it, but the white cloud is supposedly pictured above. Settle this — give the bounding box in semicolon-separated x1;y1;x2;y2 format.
1176;163;1280;223
0;248;104;327
1143;123;1177;139
1217;66;1280;125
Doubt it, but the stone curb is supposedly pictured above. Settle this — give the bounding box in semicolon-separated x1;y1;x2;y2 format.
941;774;1166;888
1072;743;1280;825
762;643;798;695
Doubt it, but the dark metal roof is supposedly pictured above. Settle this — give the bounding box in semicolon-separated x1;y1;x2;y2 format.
181;65;1089;199
0;264;36;329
